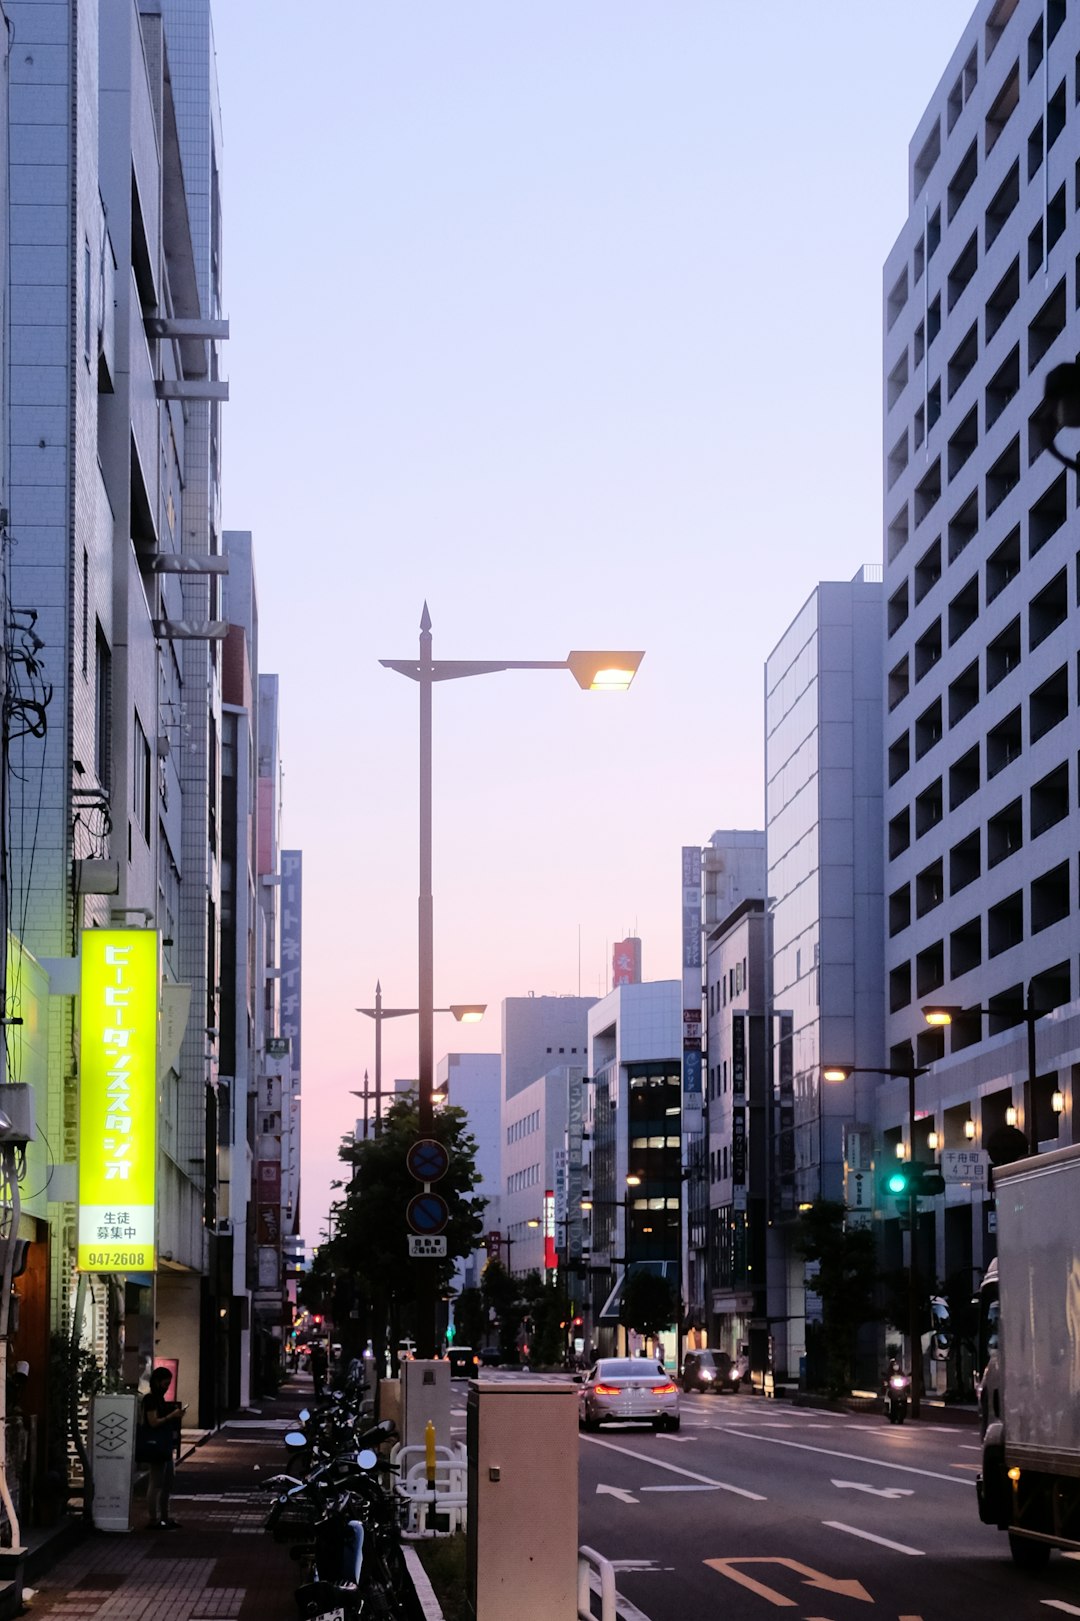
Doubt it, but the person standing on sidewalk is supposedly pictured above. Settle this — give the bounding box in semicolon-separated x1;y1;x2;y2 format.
309;1341;328;1400
143;1366;186;1529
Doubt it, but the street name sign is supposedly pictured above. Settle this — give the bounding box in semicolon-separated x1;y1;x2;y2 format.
941;1148;989;1187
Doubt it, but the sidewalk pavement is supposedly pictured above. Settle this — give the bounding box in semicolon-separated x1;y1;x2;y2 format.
24;1378;321;1620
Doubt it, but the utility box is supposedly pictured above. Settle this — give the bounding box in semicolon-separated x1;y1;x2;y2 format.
465;1380;578;1621
401;1358;451;1452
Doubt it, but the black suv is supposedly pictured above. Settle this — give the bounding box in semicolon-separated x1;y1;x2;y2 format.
682;1349;740;1393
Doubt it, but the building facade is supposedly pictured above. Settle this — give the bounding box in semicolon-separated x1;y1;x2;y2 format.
584;982;682;1360
437;1051;500;1290
764;570;885;1379
882;0;1079;1297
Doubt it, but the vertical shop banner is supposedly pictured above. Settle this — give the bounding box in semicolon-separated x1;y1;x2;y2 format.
78;930;159;1271
731;1013;746;1096
612;937;641;987
543;1188;556;1271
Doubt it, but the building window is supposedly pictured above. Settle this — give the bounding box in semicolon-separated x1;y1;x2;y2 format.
133;711;151;845
95;624;111;789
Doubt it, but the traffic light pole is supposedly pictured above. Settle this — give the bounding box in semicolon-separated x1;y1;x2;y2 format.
905;1065;921;1419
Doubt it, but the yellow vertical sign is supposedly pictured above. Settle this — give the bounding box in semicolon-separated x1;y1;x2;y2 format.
77;930;159;1272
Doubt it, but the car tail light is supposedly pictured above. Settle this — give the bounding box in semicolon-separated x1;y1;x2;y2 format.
651;1382;677;1395
593;1383;622;1395
472;1357;479;1366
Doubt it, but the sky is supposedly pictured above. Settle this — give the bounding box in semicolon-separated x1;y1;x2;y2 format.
210;1;977;1247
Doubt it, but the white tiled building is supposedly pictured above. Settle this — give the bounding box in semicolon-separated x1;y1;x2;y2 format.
882;0;1078;1290
6;0;234;1426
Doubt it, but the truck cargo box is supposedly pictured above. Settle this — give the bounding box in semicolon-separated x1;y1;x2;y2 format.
994;1141;1080;1476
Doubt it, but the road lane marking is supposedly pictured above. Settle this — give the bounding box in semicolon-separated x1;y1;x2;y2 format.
597;1484;638;1503
1040;1603;1080;1614
959;1443;981;1450
722;1427;974;1485
831;1479;914;1499
951;1463;981;1471
823;1520;925;1556
586;1570;658;1621
639;1484;720;1492
583;1434;766;1499
705;1557;873;1605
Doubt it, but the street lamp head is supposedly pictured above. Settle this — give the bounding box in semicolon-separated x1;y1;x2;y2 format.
821;1066;850;1083
1041;361;1080;469
566;650;644;691
579;1199;593;1211
921;1005;960;1027
625;1174;642;1188
448;1004;486;1023
526;1218;540;1229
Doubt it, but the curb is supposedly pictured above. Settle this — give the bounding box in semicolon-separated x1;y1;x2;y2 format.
403;1545;446;1621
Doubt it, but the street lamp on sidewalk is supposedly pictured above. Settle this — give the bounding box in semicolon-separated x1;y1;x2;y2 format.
382;606;643;1357
822;1060;930;1418
922;982;1053;1143
356;981;485;1133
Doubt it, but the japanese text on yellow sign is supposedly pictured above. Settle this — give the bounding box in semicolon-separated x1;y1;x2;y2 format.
77;931;159;1272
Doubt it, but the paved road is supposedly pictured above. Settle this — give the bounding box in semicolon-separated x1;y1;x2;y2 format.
572;1391;1080;1621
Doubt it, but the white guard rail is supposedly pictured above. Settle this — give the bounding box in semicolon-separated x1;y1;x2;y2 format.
577;1544;617;1621
390;1442;468;1535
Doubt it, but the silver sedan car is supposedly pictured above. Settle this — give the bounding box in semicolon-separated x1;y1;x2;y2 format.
578;1357;680;1432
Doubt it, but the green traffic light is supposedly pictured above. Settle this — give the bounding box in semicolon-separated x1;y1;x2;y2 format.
885;1169;909;1195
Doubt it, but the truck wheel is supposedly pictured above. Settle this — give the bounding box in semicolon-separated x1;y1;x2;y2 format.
1008;1534;1051;1571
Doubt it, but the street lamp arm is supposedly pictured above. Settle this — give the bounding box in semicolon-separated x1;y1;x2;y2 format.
379;657;568;682
356;1006;419;1019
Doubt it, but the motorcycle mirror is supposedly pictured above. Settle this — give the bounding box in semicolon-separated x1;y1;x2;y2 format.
298;1409;310;1422
357;1448;377;1469
284;1431;307;1448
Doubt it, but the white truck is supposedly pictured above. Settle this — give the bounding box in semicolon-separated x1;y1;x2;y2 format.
976;1141;1080;1569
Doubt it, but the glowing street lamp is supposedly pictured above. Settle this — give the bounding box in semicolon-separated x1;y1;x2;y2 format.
356;982;486;1132
381;606;643;1355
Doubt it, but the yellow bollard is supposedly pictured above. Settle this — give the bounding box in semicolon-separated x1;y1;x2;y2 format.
425;1419;438;1531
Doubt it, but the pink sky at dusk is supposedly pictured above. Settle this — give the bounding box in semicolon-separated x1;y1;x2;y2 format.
211;1;978;1242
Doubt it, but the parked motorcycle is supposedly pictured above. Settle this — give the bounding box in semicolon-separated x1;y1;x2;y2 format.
883;1370;911;1423
262;1412;423;1620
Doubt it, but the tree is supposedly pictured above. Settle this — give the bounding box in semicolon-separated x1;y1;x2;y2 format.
454;1286;485;1350
795;1202;880;1397
330;1094;487;1369
481;1260;523;1362
619;1268;675;1344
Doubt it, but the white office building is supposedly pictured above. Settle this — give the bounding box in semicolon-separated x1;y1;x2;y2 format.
437;1051;500;1288
882;0;1079;1291
764;571;885;1380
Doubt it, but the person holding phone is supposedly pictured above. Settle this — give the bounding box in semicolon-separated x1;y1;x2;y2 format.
143;1365;185;1528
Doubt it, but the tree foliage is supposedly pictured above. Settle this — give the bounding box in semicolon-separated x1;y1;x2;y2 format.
618;1268;675;1343
794;1201;880;1396
321;1094;487;1366
454;1286;486;1350
481;1260;523;1361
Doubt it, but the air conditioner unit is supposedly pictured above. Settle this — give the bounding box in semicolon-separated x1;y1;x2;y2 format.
0;1085;35;1144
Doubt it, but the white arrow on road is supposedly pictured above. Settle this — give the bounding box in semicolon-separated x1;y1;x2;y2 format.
596;1483;638;1503
832;1478;915;1499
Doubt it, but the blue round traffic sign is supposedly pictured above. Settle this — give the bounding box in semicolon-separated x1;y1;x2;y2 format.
407;1192;449;1236
407;1137;450;1184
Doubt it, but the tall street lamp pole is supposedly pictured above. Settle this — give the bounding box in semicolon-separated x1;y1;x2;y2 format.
822;1061;929;1419
382;607;643;1356
356;982;485;1134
